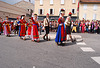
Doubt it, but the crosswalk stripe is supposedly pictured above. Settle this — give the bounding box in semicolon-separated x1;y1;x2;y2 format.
91;57;100;64
33;66;35;68
77;42;86;45
80;47;95;52
76;39;83;42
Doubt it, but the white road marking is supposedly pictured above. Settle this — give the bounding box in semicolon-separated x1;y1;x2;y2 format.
91;57;100;64
77;42;86;45
33;66;35;68
76;39;83;42
72;35;82;38
80;47;95;52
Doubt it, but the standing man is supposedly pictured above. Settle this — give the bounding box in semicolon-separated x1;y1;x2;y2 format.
18;15;26;40
65;12;75;42
43;13;50;41
14;17;20;35
3;16;11;37
55;9;66;45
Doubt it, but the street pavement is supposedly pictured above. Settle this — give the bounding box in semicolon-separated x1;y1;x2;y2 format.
0;32;100;68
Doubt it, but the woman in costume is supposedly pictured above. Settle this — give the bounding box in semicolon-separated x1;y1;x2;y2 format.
18;15;26;40
3;16;11;37
55;9;66;45
31;14;40;42
27;18;32;38
80;21;85;33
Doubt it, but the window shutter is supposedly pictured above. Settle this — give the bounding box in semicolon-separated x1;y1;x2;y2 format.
49;9;50;14
42;9;44;15
74;9;76;14
38;9;40;15
53;9;54;15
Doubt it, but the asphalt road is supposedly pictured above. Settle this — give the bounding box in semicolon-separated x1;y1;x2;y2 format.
0;32;100;68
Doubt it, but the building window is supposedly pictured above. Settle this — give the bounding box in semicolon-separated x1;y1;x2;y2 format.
40;0;43;5
93;14;96;20
39;9;44;15
50;0;53;5
93;4;97;11
72;9;76;14
49;9;54;15
83;13;86;19
61;0;64;4
83;4;87;10
72;0;76;3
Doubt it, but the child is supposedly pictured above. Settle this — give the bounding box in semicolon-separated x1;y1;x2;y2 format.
27;18;32;38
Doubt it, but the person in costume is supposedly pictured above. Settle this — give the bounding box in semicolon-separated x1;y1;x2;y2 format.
85;20;89;32
18;15;26;40
90;20;94;33
65;12;74;42
55;9;66;45
80;21;85;33
27;18;32;38
88;20;91;33
0;17;3;35
43;13;50;41
31;14;40;42
3;16;11;37
10;20;14;31
14;17;20;35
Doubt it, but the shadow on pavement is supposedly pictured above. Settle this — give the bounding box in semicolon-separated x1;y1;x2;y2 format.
9;35;17;37
58;41;76;47
39;39;55;43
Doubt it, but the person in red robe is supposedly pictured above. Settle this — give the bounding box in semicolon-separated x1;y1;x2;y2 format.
31;14;39;42
3;16;11;37
18;15;26;40
27;18;32;38
80;21;85;33
0;17;3;35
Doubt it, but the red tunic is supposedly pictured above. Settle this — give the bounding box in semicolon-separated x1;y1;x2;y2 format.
80;23;85;33
27;23;32;35
58;17;66;41
3;20;11;34
11;22;14;30
19;19;26;36
31;17;39;39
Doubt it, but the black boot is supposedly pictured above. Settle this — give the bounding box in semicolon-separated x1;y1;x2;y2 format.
46;36;48;41
43;34;46;40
